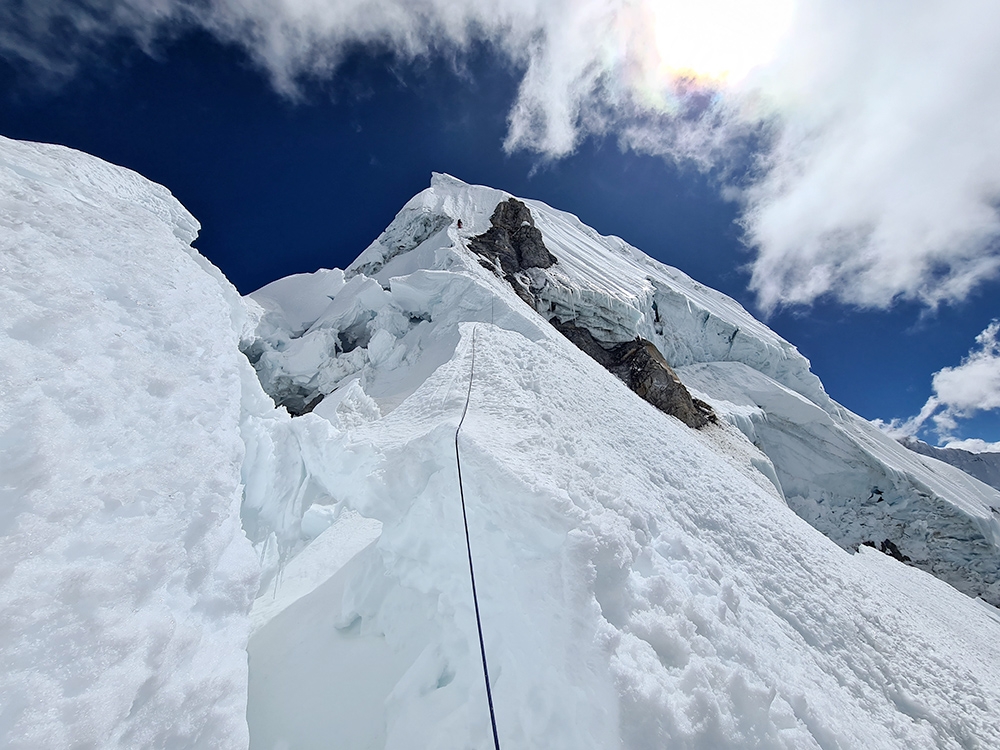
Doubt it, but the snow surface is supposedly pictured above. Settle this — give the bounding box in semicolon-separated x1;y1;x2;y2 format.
253;172;1000;604
241;173;1000;748
0;137;259;747
5;144;1000;750
678;361;1000;605
900;437;1000;493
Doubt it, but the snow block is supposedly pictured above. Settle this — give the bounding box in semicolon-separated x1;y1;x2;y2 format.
0;136;259;749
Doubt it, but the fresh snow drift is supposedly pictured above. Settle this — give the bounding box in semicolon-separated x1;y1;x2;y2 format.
2;142;1000;749
0;137;258;748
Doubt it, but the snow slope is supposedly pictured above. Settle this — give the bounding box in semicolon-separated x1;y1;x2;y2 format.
0;137;260;748
252;173;1000;606
900;438;1000;493
4;141;1000;749
242;174;1000;748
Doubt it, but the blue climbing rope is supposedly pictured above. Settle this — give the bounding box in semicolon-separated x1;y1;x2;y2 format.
454;327;502;750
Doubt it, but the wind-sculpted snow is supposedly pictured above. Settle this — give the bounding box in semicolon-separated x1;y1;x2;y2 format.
678;362;1000;606
7;146;1000;749
0;137;259;748
241;174;1000;748
900;438;1000;493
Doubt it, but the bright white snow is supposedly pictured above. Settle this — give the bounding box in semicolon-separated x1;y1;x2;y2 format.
0;137;260;748
4;146;1000;750
900;437;1000;493
241;174;1000;748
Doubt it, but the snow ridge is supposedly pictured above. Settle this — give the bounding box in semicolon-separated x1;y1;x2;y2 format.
0;137;258;748
240;173;1000;748
247;172;1000;605
5;142;1000;750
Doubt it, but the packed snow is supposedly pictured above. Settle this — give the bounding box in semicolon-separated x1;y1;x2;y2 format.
242;173;1000;747
0;136;258;747
3;145;1000;750
900;437;1000;493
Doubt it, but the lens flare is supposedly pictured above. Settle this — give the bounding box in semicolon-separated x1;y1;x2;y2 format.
649;0;795;85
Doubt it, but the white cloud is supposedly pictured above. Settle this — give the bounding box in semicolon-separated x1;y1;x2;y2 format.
877;320;1000;445
943;438;1000;454
740;0;1000;311
4;1;1000;310
0;0;633;157
931;319;1000;423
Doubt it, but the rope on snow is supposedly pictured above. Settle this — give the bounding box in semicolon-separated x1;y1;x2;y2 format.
454;327;502;750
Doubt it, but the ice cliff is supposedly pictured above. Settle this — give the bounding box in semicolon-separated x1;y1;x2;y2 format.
900;437;1000;492
3;142;1000;749
0;137;258;748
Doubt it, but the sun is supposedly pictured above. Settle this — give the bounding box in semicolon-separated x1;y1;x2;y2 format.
649;0;796;85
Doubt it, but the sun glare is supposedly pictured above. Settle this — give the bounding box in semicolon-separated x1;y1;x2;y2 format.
650;0;795;85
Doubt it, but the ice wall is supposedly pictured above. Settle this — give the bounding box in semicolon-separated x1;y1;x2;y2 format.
240;173;1000;749
0;137;259;748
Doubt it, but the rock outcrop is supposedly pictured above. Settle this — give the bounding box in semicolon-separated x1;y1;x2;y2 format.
469;198;557;276
553;320;714;429
467;197;711;429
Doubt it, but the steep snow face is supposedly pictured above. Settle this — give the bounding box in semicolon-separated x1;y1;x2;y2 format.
0;137;260;748
678;362;1000;605
242;174;1000;748
349;174;827;407
900;438;1000;492
7;140;1000;750
249;173;1000;606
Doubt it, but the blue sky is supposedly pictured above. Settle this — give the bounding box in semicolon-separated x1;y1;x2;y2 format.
1;6;998;447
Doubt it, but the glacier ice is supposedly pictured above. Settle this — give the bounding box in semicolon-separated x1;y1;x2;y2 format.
0;136;258;748
238;172;1000;748
3;143;1000;750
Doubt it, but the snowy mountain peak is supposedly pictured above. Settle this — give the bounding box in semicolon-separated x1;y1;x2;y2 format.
246;172;1000;604
238;173;1000;748
4;145;1000;750
350;173;829;405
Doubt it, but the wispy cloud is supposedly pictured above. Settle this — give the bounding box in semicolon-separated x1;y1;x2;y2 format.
4;0;1000;311
740;0;1000;311
876;320;1000;447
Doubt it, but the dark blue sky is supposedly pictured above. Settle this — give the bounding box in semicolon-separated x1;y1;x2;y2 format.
1;31;997;443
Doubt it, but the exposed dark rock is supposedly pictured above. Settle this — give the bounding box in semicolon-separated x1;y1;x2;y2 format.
511;223;553;269
470;225;519;275
469;198;556;276
469;200;710;429
612;340;715;429
503;271;536;306
879;539;911;562
551;318;615;367
861;538;912;563
552;319;714;429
